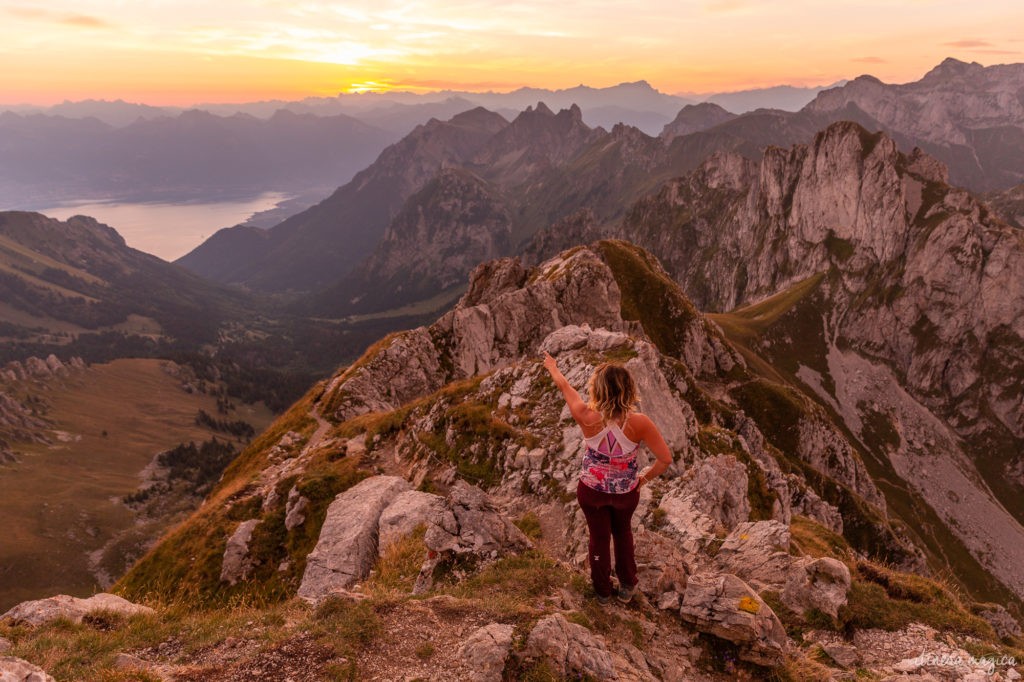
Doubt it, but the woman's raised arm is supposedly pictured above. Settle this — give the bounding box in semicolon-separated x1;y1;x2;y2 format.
543;352;595;426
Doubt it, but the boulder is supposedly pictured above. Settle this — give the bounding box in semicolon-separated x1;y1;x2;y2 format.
414;482;531;593
0;656;55;682
713;520;794;589
656;495;718;563
523;613;615;680
458;623;515;682
219;519;259;585
781;557;851;619
284;487;309;531
298;475;410;601
633;528;689;604
1;593;153;627
377;490;444;555
423;482;530;557
678;572;788;666
661;454;750;532
711;521;851;618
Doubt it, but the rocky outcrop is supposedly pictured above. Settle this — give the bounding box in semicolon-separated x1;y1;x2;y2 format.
712;521;793;587
1;593;153;627
297;476;411;601
0;656;56;682
712;520;851;618
323;327;448;422
219;519;259;585
415;482;531;593
422;481;531;557
284;487;310;531
656;455;751;564
678;573;788;666
523;613;616;680
323;246;629;421
458;623;515;682
377;490;444;554
978;604;1023;640
1;356;84;383
633;529;690;607
781;557;851;619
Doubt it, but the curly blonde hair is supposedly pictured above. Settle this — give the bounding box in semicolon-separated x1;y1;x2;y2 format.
587;363;638;423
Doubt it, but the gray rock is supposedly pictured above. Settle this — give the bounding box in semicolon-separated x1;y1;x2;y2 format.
977;604;1022;639
458;623;515;682
284;487;310;531
822;642;860;668
423;482;531;557
634;528;689;601
713;520;794;590
781;557;851;619
415;482;531;593
0;639;9;654
377;490;444;555
524;613;616;680
678;572;788;666
656;454;750;565
1;593;153;627
711;521;851;618
219;519;260;585
298;475;410;601
0;656;55;682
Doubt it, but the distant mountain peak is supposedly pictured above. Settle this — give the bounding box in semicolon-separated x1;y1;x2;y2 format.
922;57;984;81
447;106;508;130
533;101;555;116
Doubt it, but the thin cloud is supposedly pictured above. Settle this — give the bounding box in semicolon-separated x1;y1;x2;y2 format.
943;39;991;48
60;14;111;28
4;6;47;18
5;6;110;28
853;56;886;64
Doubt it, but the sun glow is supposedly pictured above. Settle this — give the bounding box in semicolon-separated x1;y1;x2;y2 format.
345;81;395;94
1;1;1021;106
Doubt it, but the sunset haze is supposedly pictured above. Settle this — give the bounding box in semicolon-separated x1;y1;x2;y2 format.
3;0;1022;105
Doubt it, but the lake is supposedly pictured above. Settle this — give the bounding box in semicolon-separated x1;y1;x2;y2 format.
33;192;290;262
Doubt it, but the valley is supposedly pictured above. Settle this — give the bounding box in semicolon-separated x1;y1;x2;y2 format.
0;357;273;611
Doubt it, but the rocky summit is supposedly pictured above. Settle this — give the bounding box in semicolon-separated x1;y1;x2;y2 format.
5;236;1021;680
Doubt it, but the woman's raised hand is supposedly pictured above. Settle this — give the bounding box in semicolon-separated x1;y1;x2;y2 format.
543;352;559;375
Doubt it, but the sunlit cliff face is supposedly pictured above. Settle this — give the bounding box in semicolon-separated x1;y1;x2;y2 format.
2;0;1021;105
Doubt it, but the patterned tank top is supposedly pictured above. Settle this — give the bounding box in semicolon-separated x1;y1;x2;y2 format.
579;417;640;494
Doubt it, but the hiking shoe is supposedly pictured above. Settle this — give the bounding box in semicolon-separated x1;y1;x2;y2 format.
616;583;638;603
596;593;613;605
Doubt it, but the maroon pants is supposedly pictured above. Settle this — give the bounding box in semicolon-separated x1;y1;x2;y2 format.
577;480;639;598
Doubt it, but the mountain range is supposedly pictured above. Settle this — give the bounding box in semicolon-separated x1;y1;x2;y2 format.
0;109;396;207
178;59;1024;320
6;80;842;135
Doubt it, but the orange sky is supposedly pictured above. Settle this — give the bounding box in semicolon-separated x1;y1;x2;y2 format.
2;1;1022;105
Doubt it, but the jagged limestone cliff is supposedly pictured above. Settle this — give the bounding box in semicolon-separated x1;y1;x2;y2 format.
614;122;1024;602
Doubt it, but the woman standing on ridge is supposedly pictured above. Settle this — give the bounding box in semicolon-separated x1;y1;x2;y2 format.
543;352;673;604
